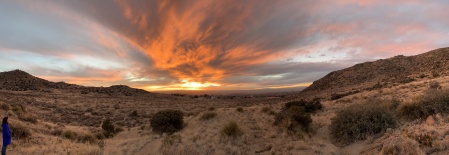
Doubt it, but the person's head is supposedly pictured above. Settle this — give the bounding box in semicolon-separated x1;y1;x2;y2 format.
2;117;8;124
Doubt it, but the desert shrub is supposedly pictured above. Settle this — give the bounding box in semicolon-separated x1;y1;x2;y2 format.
162;134;182;146
94;132;106;140
412;133;435;147
10;123;31;139
397;102;429;120
389;98;401;110
381;136;424;155
429;81;442;89
432;71;440;77
288;106;312;131
200;112;217;120
101;118;123;138
331;91;359;100
261;107;276;115
0;103;10;111
284;99;322;113
330;103;396;145
261;107;271;113
398;89;449;120
274;99;318;133
51;128;63;136
116;127;124;132
185;112;197;117
102;119;114;136
140;125;146;130
221;121;243;137
419;74;427;78
113;104;120;109
366;98;401;110
79;133;98;144
236;107;244;112
61;130;77;140
12;104;26;114
371;82;383;90
18;114;37;123
61;130;98;144
274;106;312;132
150;110;184;134
129;110;139;117
398;77;415;84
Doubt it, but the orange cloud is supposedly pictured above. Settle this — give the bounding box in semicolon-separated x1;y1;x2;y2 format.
111;0;303;88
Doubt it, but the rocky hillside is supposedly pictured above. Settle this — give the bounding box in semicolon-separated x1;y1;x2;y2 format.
299;47;449;99
0;69;149;96
0;69;56;91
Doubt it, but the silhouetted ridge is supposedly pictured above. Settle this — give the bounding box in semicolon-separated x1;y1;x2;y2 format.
0;69;53;91
0;70;149;96
299;47;449;99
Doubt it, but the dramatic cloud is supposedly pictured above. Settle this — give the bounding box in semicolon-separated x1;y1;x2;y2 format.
1;0;448;92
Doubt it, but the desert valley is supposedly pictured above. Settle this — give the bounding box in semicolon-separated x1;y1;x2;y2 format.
2;1;449;155
1;48;449;154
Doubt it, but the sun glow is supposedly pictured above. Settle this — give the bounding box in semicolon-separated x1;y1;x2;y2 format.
142;80;221;91
181;80;221;90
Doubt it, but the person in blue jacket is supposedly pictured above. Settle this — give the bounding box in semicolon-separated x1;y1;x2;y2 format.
2;117;11;155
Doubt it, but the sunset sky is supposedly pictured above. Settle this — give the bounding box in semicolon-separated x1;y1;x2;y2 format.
1;0;449;92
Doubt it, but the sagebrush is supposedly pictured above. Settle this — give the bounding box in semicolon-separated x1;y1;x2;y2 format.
274;106;312;132
330;103;396;145
200;112;217;120
283;99;322;113
151;110;184;134
398;89;449;120
221;121;243;137
274;99;320;132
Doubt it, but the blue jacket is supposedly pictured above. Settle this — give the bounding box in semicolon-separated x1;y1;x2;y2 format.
2;124;11;145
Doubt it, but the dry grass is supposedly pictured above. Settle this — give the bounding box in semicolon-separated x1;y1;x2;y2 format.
380;136;424;155
60;130;98;144
161;145;201;155
200;112;217;120
10;122;32;139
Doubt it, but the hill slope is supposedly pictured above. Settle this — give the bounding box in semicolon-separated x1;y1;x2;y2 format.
0;69;148;96
299;47;449;99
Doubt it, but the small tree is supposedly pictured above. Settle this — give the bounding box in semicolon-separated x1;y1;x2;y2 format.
102;118;122;138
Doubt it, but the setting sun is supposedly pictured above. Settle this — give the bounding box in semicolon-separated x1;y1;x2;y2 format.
181;80;221;90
